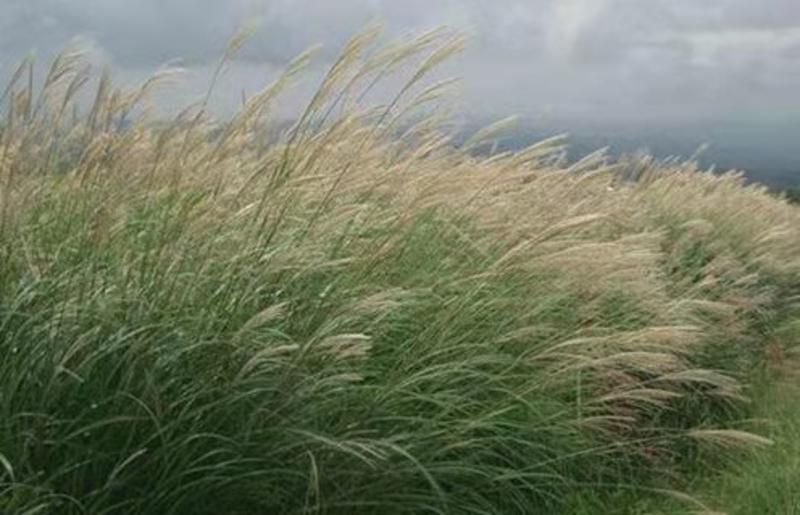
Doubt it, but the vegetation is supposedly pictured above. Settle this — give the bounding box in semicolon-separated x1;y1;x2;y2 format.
780;187;800;205
1;28;798;514
646;351;800;515
695;359;800;515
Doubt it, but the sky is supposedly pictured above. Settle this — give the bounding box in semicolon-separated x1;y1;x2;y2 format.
1;0;799;123
1;0;799;186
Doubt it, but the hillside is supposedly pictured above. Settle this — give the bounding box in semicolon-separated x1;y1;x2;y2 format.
1;30;799;514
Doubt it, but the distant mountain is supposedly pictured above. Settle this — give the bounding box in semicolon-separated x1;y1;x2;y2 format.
460;117;800;189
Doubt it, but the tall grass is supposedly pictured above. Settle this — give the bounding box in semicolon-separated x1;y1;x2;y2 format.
630;319;800;515
1;28;799;514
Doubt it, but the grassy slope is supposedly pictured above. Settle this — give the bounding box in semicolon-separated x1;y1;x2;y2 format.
570;318;800;515
644;318;800;515
701;369;800;514
1;30;799;514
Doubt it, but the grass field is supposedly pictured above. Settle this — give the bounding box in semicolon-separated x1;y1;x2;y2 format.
1;28;799;514
652;356;800;515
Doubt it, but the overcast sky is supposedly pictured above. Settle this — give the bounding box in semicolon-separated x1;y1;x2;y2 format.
1;0;800;125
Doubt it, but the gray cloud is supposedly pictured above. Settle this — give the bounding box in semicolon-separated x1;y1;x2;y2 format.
1;0;799;123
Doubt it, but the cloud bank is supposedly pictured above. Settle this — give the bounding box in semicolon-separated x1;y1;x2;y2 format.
1;0;799;123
